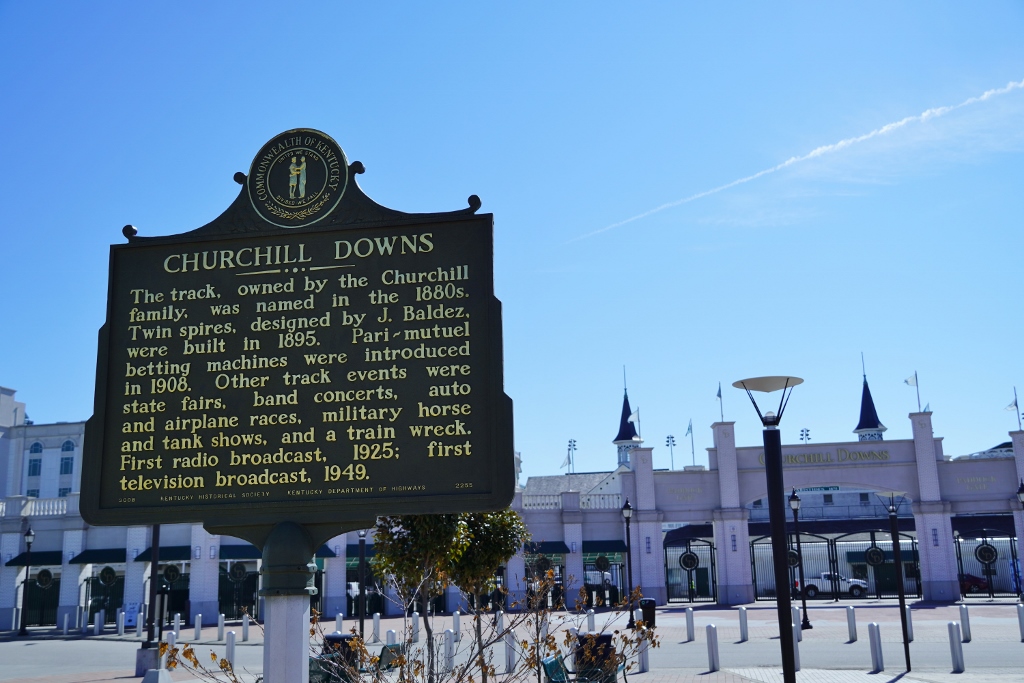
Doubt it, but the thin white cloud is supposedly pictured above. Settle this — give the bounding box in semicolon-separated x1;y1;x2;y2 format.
570;78;1024;243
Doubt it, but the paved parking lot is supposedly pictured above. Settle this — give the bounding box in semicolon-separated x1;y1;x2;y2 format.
1;600;1021;682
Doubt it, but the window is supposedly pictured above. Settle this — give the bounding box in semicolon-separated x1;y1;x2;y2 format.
752;499;763;508
28;459;42;477
61;440;75;452
859;493;870;505
29;442;43;454
823;494;834;506
60;457;74;475
26;489;39;498
58;487;71;497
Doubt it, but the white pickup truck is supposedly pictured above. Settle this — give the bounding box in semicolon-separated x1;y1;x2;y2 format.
801;572;868;598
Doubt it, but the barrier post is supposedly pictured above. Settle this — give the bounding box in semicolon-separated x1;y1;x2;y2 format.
1017;604;1024;642
846;606;857;642
62;613;69;636
412;612;419;642
685;607;695;642
242;614;249;642
637;629;649;673
586;608;595;632
947;622;965;673
739;606;748;642
444;629;454;673
387;629;396;645
791;606;802;642
453;609;461;641
95;610;105;636
906;607;913;642
194;614;202;641
959;604;971;642
504;630;516;673
706;624;720;672
372;612;380;642
217;614;225;641
226;631;236;668
136;612;143;639
792;622;801;671
868;622;883;673
173;613;180;640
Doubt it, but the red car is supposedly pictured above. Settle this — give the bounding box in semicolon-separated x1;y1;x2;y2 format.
958;573;988;593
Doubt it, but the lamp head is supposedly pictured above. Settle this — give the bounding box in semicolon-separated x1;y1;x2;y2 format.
732;376;803;428
24;527;35;547
621;499;633;520
788;488;801;511
358;530;366;539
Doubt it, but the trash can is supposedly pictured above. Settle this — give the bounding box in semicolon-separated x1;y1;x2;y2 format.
639;598;656;627
575;633;616;683
311;632;359;683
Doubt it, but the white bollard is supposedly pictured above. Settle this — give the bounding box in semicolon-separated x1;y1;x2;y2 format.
173;613;181;640
117;610;125;636
194;614;202;641
686;607;695;642
791;606;802;642
372;612;380;642
412;612;420;642
242;614;249;642
167;630;176;652
868;622;883;673
453;609;461;641
63;613;69;636
634;608;643;628
95;610;105;635
637;629;649;673
217;614;225;642
948;622;965;673
905;607;914;642
567;627;578;671
504;630;517;673
226;631;236;668
386;629;396;645
738;606;748;642
540;619;549;654
136;613;143;639
1017;604;1024;642
444;629;454;672
959;604;971;642
496;610;504;633
592;591;597;607
336;613;343;633
792;622;801;671
846;606;857;642
706;624;720;672
586;608;595;632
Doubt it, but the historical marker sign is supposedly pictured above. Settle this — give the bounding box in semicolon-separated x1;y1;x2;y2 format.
82;129;515;528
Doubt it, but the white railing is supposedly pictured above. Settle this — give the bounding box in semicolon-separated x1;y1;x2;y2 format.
521;495;561;509
581;493;622;509
25;497;67;516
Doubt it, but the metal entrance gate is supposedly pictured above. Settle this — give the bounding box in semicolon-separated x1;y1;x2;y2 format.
751;530;921;600
665;539;716;603
954;529;1021;599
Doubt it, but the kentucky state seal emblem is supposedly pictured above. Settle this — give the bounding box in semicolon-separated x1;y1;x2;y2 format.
247;129;348;228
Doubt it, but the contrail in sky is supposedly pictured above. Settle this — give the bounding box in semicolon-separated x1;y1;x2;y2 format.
570;78;1024;243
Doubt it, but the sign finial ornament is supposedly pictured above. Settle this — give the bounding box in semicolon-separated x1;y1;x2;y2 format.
247;129;348;228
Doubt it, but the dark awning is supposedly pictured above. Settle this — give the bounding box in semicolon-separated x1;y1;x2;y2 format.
315;545;336;558
523;541;570;555
664;526;714;546
220;545;261;560
951;516;1015;537
134;546;192;562
69;549;127;564
581;541;627;554
346;544;375;557
6;551;64;567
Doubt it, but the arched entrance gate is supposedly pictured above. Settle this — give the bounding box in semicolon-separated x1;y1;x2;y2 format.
664;539;716;603
751;530;921;600
954;529;1021;599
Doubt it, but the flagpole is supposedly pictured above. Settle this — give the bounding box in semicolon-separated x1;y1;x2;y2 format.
717;382;724;422
1016;387;1022;431
915;371;921;412
689;421;695;467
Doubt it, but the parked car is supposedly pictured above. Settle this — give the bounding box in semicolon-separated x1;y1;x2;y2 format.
801;572;868;598
958;573;988;594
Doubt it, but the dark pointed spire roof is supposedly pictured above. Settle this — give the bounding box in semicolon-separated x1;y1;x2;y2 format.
854;377;886;433
614;390;639;442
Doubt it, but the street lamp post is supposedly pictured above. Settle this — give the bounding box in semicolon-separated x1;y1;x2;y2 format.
621;499;635;629
788;490;812;629
1015;481;1024;600
734;376;802;683
18;528;35;636
885;495;912;672
358;530;367;639
665;435;675;470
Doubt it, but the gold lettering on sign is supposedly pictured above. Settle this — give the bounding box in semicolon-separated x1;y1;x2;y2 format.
756;449;890;466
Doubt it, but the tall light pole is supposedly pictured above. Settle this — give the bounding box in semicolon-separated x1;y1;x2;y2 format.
621;499;635;629
884;495;912;672
665;435;675;470
734;376;802;683
799;428;810;444
18;527;35;636
567;439;577;490
358;530;367;639
788;490;811;629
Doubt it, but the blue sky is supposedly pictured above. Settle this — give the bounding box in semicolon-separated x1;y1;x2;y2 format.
2;3;1022;482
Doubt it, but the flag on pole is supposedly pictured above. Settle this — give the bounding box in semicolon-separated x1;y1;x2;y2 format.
627;409;640;424
716;383;722;400
904;374;917;387
560;453;570;468
1006;398;1018;411
685;419;692;436
923;403;930;413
